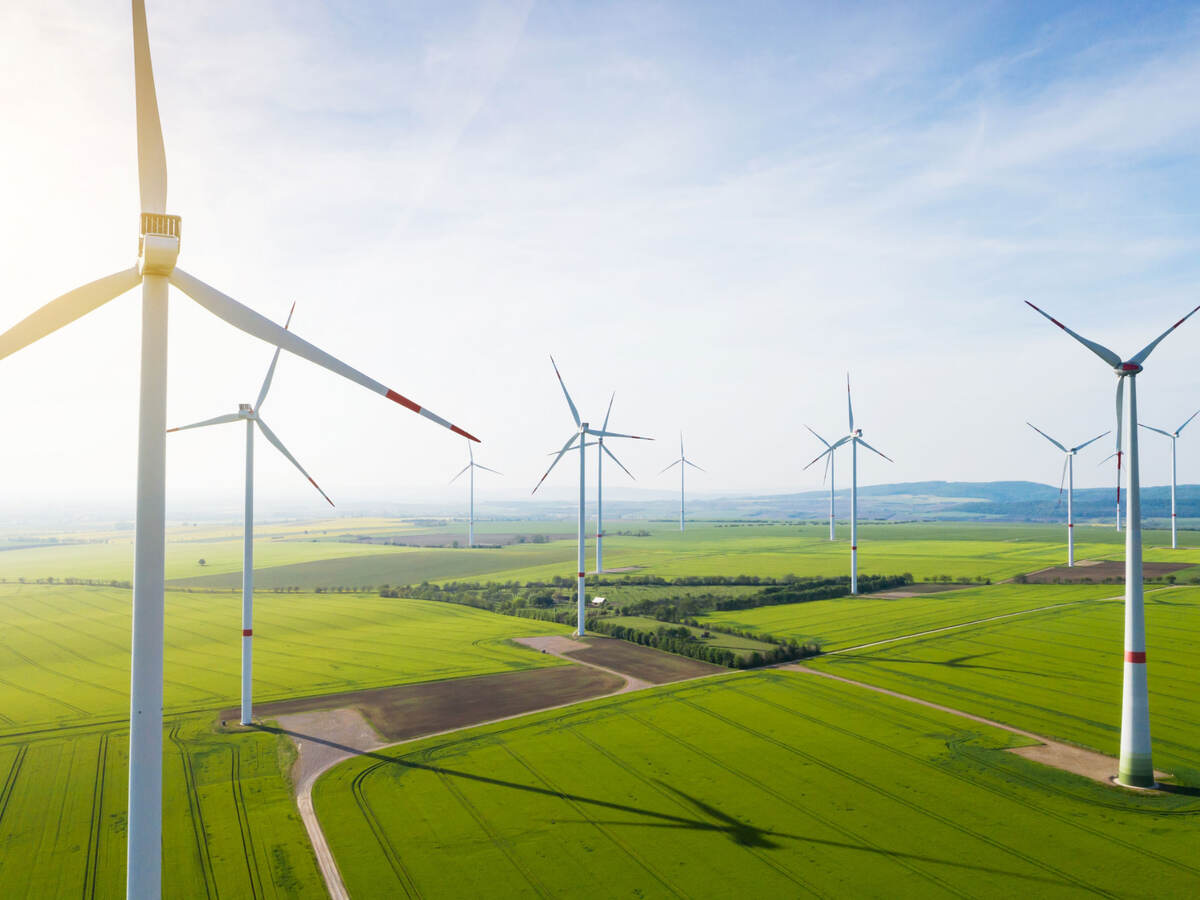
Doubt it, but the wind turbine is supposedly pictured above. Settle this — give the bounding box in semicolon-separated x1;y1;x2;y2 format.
1026;299;1200;788
167;304;332;728
1026;423;1109;566
805;426;838;540
533;358;650;635
0;3;479;895
595;393;636;573
1139;410;1200;550
661;434;704;532
450;442;501;547
804;375;892;594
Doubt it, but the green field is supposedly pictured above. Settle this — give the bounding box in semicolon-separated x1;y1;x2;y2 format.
809;586;1200;783
697;583;1122;650
316;669;1200;898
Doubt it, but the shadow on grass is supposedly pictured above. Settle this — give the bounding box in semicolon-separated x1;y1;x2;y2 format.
829;651;1069;679
259;724;1077;886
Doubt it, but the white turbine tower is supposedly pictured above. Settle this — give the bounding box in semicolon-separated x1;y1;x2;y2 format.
0;3;479;895
661;434;704;532
1026;423;1109;566
1026;299;1200;788
595;393;636;574
805;426;838;540
804;375;893;594
533;358;650;635
1139;410;1200;550
168;303;333;727
450;442;502;548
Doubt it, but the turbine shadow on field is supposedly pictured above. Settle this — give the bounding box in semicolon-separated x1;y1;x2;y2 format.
264;725;1083;883
830;651;1066;678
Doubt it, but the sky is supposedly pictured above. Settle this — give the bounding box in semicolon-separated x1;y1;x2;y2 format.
1;0;1199;518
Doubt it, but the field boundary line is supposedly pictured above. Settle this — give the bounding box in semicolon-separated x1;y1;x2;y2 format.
826;586;1176;656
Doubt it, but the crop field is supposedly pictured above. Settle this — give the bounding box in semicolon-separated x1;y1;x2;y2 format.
315;669;1200;898
0;583;568;731
696;583;1119;649
809;586;1200;783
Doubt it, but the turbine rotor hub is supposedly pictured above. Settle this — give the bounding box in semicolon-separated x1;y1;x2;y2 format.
1117;362;1143;375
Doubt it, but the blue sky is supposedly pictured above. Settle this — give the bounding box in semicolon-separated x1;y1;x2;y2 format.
0;1;1199;514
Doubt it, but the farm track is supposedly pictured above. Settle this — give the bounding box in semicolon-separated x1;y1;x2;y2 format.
82;732;109;899
349;764;420;899
231;748;265;899
0;743;28;829
169;723;217;899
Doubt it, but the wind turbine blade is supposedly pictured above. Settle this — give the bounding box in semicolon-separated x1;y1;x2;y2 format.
474;463;503;476
166;412;242;433
0;267;142;362
803;446;834;471
660;458;683;474
1130;304;1200;365
856;437;893;462
1026;422;1066;452
1099;451;1117;465
684;459;705;472
602;443;634;480
1177;408;1200;436
1055;456;1068;508
1114;377;1125;506
601;392;615;433
821;450;831;485
255;302;295;411
449;463;471;484
680;432;685;458
132;0;167;213
847;373;854;432
255;418;334;506
1070;430;1110;452
1139;423;1174;438
1024;301;1122;368
588;429;652;440
170;269;479;441
549;355;580;427
533;433;578;494
804;425;831;448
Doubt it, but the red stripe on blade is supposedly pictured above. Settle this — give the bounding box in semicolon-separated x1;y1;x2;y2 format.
1125;651;1146;663
450;424;481;442
385;389;421;413
242;629;252;637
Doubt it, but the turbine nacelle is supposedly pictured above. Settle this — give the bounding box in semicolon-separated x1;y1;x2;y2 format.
238;403;253;417
138;213;181;276
1117;362;1143;375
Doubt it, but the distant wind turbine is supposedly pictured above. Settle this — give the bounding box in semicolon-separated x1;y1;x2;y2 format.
168;304;333;727
804;375;892;594
661;434;704;532
0;3;480;893
1026;423;1109;566
805;425;838;540
1139;410;1200;550
533;358;651;634
595;393;636;573
450;442;502;548
1026;299;1200;788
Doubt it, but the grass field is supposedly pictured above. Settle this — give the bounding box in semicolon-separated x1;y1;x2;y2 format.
0;583;570;732
695;583;1120;649
809;585;1200;784
316;669;1200;898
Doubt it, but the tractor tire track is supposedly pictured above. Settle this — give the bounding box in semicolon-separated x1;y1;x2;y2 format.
168;724;217;900
349;763;422;898
231;748;265;900
0;744;28;828
82;733;109;899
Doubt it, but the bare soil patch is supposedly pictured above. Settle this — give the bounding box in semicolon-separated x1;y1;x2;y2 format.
515;635;589;654
563;636;724;683
871;583;969;598
276;707;381;792
1021;561;1191;583
245;665;623;743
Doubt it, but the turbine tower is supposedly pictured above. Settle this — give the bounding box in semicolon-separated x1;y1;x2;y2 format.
168;304;333;727
804;375;892;594
661;434;704;532
1139;409;1200;550
1026;299;1200;788
595;393;635;573
533;358;650;635
450;442;501;547
1026;423;1108;566
805;425;838;540
0;3;479;895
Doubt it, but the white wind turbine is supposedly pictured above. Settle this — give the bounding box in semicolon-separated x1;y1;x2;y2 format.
533;358;651;634
450;442;502;548
661;434;704;532
595;393;636;573
805;425;838;540
1026;299;1200;788
0;3;479;895
1139;409;1200;550
167;304;333;728
804;375;892;594
1026;423;1109;566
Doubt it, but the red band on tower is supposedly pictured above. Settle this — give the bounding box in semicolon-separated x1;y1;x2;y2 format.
242;629;252;637
577;572;585;578
1125;650;1146;663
